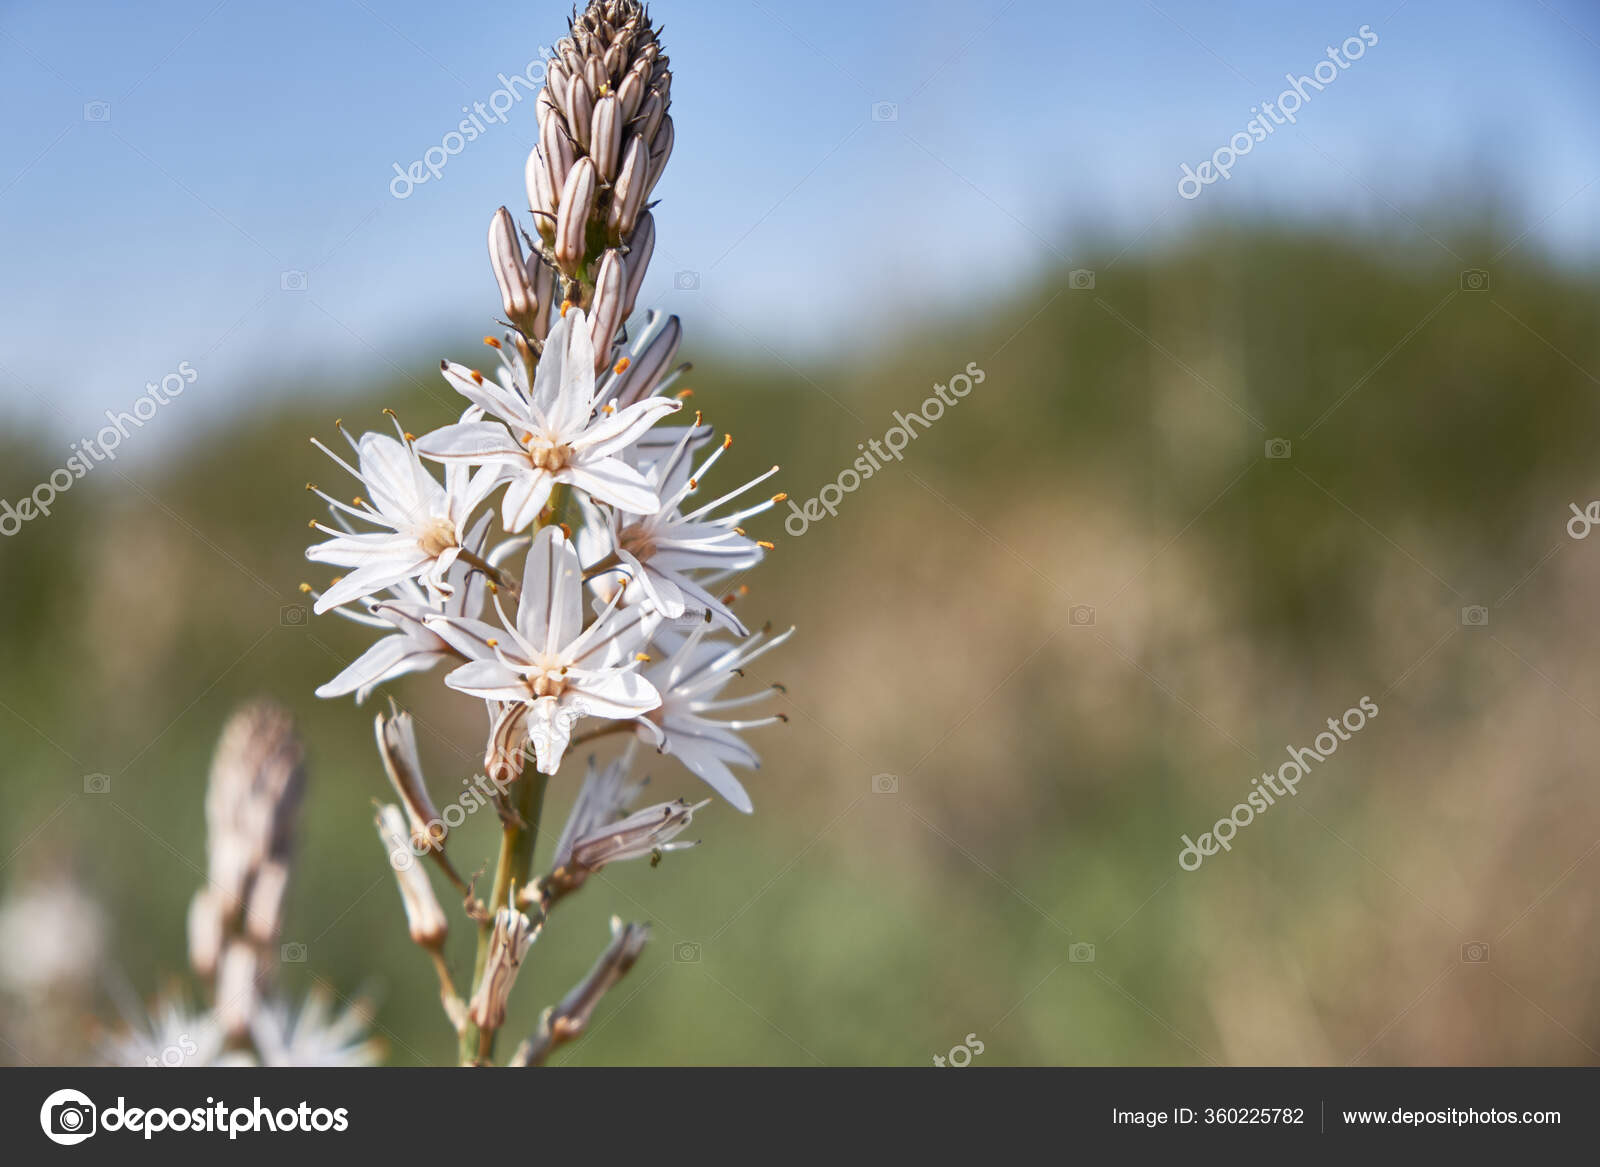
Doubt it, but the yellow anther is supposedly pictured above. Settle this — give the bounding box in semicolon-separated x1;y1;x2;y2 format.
613;356;630;375
484;336;503;348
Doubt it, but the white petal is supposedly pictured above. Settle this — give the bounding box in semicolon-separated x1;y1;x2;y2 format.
565;668;662;718
667;744;754;813
442;361;529;423
574;396;682;460
314;556;431;612
415;421;527;463
443;659;526;701
517;526;585;653
560;457;661;515
501;471;554;532
316;635;443;701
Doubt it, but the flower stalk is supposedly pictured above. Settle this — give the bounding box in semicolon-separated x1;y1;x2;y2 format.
306;0;794;1067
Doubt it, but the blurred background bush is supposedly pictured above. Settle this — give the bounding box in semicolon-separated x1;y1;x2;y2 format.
2;0;1598;1064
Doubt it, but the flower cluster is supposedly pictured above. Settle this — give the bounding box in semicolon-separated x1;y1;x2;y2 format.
302;0;794;1065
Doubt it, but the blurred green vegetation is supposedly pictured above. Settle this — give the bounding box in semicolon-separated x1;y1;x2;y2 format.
3;213;1600;1064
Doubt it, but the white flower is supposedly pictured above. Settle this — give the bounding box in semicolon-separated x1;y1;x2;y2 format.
312;539;489;703
250;990;383;1067
638;621;794;812
102;997;251;1068
306;414;499;613
579;424;779;635
416;307;681;530
553;744;650;869
428;525;662;777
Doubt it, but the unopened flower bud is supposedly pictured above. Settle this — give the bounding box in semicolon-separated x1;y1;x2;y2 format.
590;94;622;181
544;60;570;116
527;148;556;234
607;308;681;408
635;90;665;148
375;804;448;950
375;707;444;850
539;105;575;194
646;114;673;195
617;57;650;121
467;905;538;1030
608;135;649;242
527;253;557;341
588;249;627;372
555;157;597;275
620;211;654;317
489;207;544;337
187;887;224;980
583;55;606;98
566;74;594;150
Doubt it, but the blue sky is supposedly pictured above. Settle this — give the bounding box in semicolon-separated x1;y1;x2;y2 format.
1;0;1596;448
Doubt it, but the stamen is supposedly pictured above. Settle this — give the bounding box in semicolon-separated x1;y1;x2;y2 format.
613;356;630;375
484;336;503;348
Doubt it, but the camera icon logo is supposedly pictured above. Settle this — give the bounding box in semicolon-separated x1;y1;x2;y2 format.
40;1088;97;1145
1461;941;1490;963
1265;438;1292;459
280;270;309;292
280;604;308;627
1068;604;1096;627
1068;268;1096;290
83;773;111;794
673;941;701;963
871;773;899;794
871;101;898;122
1460;605;1489;627
281;941;308;963
83;101;111;123
1069;942;1096;963
673;270;700;291
1459;268;1490;292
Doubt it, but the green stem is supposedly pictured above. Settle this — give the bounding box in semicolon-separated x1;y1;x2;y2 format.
455;486;568;1066
457;767;549;1065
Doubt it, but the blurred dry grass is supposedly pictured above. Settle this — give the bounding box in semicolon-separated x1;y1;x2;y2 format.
3;216;1600;1064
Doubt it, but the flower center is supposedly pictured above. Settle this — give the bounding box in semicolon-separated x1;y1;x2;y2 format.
617;522;657;561
524;432;574;472
418;517;457;557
